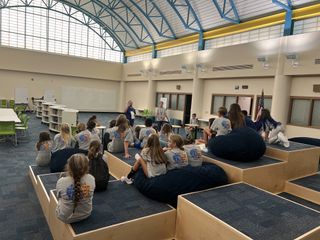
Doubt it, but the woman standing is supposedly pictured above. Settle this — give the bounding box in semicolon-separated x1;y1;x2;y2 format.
125;100;136;127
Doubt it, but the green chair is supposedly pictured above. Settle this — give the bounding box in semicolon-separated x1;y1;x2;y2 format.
14;104;27;114
9;100;15;109
1;99;7;108
71;125;78;137
16;114;30;137
0;121;17;146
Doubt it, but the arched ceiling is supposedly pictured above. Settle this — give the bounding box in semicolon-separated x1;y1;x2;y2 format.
16;0;320;51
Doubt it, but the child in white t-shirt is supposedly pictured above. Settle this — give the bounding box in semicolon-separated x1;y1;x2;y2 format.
139;118;156;148
121;134;168;184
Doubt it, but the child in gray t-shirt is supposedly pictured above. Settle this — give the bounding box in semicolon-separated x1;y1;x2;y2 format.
165;134;188;170
56;154;95;223
139;118;156;148
35;131;52;166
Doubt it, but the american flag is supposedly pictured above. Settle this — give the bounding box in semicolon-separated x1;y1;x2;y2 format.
256;89;264;120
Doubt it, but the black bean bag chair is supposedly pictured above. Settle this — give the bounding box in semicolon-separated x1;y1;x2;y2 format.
133;163;228;207
208;127;266;162
289;137;320;147
50;148;88;173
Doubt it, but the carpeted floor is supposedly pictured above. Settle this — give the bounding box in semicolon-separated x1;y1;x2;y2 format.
0;112;148;240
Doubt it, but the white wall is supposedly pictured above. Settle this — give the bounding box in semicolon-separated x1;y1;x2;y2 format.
124;81;148;110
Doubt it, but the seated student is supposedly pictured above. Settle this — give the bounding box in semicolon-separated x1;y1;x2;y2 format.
139;118;157;148
56;154;95;223
52;123;75;153
121;134;168;184
228;103;245;130
165;134;188;170
87;115;100;127
159;123;172;148
87;120;101;142
35;131;52;166
256;108;289;147
74;122;92;150
185;113;199;143
241;110;257;131
88;140;109;192
202;107;231;144
103;119;116;151
107;114;133;158
131;126;141;148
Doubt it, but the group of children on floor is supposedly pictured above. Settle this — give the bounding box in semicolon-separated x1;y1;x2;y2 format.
34;105;289;224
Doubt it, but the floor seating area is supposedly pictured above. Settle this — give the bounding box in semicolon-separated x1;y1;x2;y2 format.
28;139;320;240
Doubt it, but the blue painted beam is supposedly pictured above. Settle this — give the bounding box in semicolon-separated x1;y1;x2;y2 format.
211;0;240;24
272;0;293;36
167;0;203;32
129;0;176;40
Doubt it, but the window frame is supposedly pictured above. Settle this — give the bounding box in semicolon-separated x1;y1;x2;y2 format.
288;96;320;128
211;94;254;115
155;92;188;111
255;95;273;118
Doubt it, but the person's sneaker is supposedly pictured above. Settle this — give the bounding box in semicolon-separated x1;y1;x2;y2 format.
120;176;133;184
277;132;290;148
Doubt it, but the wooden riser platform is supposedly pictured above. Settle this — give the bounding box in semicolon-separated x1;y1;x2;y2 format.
28;165;51;189
104;148;140;179
48;181;176;240
176;183;320;240
285;173;320;205
265;141;320;180
278;192;320;212
202;153;286;193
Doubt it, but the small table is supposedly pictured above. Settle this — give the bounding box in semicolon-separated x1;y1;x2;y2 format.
96;125;106;141
0;109;21;123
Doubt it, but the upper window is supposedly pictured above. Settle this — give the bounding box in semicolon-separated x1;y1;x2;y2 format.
289;98;320;128
255;96;272;118
0;0;123;62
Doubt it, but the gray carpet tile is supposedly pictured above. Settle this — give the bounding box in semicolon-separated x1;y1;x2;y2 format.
266;141;317;151
71;180;172;234
291;173;320;192
184;183;320;240
202;151;281;169
0;112;135;240
278;192;320;212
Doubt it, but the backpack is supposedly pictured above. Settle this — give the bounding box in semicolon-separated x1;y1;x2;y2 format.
89;153;110;192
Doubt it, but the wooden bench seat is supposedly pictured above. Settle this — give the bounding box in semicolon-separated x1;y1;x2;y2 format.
278;192;320;212
285;172;320;205
202;152;286;193
265;141;320;179
48;180;176;240
104;148;141;179
28;165;51;189
176;183;320;240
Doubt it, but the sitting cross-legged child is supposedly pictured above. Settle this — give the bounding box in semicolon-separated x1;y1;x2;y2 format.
120;134;168;184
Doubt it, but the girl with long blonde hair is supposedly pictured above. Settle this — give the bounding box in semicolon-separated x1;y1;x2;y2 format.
52;123;74;152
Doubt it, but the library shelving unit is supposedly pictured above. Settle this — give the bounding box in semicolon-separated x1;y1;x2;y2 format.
34;100;44;118
41;102;56;124
49;107;78;133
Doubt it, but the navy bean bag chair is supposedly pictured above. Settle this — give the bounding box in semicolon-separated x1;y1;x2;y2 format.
133;163;228;207
289;137;320;147
208;127;266;162
50;148;88;173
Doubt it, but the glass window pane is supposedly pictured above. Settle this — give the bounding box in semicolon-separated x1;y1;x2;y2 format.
264;98;272;111
238;96;252;113
311;100;320;126
290;99;311;126
170;94;177;110
163;94;170;109
178;95;185;111
225;96;237;111
156;93;162;107
211;96;224;114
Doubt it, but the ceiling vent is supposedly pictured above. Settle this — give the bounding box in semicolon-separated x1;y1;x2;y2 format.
127;73;142;77
315;59;320;64
212;64;253;72
159;70;182;75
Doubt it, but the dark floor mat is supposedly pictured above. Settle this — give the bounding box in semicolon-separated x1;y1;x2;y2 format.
278;192;320;212
184;183;320;240
71;181;172;234
266;141;317;151
110;148;141;166
291;173;320;192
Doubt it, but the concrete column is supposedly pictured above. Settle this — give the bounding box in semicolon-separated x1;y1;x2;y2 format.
146;78;156;113
190;69;204;119
271;37;291;125
118;80;126;112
